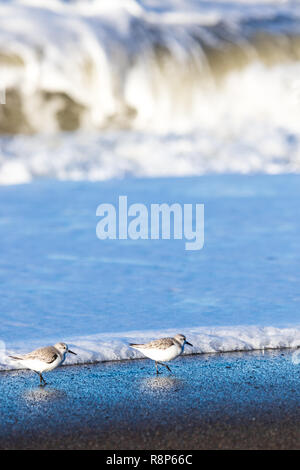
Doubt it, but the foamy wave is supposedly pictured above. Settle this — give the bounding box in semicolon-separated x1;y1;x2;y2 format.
2;325;300;370
2;84;300;186
1;0;300;133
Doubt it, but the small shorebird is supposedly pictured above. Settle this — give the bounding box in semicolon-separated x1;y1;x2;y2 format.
9;342;77;385
130;334;193;374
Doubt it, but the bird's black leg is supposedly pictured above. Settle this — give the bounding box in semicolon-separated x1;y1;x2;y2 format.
158;362;172;373
39;373;47;386
155;361;160;375
33;370;42;385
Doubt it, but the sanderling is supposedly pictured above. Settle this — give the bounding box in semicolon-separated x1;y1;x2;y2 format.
130;333;193;374
9;342;77;385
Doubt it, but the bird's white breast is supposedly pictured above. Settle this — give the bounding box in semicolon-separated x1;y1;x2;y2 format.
21;355;63;373
138;344;182;362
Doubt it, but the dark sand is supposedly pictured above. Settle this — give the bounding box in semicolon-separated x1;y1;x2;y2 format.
0;349;300;449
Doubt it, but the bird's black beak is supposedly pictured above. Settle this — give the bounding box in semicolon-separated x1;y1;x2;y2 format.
185;341;193;347
68;350;77;355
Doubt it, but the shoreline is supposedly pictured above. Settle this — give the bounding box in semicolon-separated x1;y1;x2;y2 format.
2;322;300;372
1;344;299;372
1;349;300;449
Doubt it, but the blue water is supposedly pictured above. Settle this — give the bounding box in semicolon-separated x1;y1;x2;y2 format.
1;175;300;350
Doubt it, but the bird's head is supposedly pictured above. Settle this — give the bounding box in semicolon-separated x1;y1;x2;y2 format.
174;334;193;348
54;342;77;356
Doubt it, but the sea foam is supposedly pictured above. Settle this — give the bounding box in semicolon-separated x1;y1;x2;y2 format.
2;325;300;371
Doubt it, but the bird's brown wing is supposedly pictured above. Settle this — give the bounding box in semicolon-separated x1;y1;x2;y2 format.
24;346;58;363
130;337;175;350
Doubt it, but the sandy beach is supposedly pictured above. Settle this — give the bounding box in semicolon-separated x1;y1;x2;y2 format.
0;349;299;450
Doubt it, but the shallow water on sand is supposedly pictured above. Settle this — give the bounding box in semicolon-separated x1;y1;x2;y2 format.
0;175;300;367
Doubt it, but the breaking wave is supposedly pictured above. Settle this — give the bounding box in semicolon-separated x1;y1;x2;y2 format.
1;0;300;133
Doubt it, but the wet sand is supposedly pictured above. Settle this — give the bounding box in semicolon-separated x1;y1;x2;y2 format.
0;349;300;449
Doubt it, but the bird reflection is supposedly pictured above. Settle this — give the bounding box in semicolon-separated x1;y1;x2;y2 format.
141;375;184;392
23;387;67;403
